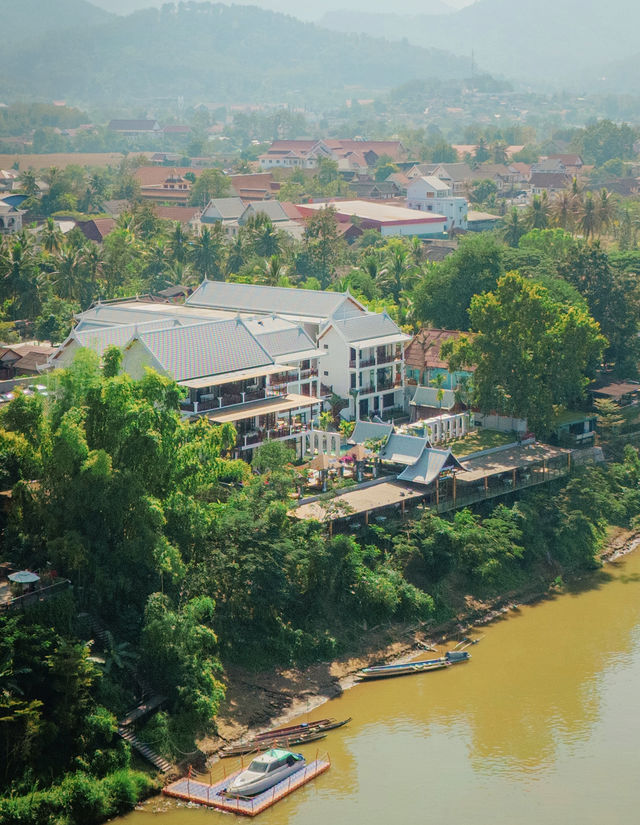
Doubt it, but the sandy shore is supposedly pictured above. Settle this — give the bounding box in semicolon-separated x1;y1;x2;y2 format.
186;527;640;774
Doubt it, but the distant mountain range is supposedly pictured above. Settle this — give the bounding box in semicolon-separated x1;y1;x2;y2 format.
319;0;640;86
0;1;479;106
3;0;113;40
89;0;458;20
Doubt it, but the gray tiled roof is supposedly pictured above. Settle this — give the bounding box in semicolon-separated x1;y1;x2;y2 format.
74;319;182;355
410;385;456;410
137;319;273;382
187;280;360;320
397;448;464;486
239;201;289;224
347;420;393;445
379;433;431;465
201;197;246;222
255;326;316;358
328;312;408;344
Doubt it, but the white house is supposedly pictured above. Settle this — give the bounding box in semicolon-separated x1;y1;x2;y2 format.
406;176;468;232
0;200;24;234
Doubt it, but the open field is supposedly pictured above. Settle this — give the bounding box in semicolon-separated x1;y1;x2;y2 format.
0;153;151;170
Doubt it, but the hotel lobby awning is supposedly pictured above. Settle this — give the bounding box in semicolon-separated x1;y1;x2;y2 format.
207;394;322;424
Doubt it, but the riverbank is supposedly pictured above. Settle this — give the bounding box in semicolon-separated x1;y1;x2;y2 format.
192;526;640;770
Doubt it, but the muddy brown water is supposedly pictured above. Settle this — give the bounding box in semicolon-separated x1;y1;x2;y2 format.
123;550;640;824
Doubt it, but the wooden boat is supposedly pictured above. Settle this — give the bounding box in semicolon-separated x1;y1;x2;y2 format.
219;729;328;759
357;650;470;681
253;718;333;741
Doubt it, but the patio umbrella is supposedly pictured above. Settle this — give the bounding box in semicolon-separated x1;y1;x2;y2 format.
346;444;372;462
309;453;335;471
8;570;40;584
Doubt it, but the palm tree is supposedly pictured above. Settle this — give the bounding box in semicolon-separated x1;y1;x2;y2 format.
0;237;37;305
258;255;287;286
550;189;577;233
18;169;40;199
226;232;247;275
430;372;447;410
247;214;280;258
579;192;598;240
168;222;190;264
527;192;549;229
596;188;615;236
41;217;64;256
190;226;224;280
52;246;85;301
144;240;171;292
502;207;525;247
377;242;419;303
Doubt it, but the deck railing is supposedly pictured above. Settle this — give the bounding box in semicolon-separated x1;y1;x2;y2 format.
0;579;71;613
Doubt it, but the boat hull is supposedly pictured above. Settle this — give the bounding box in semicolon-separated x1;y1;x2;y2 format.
226;760;306;797
357;651;470;681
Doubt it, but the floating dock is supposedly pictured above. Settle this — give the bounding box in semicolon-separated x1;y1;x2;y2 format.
163;757;331;817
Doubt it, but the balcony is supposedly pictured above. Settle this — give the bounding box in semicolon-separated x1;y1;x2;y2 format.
241;422;307;449
377;352;398;365
300;367;318;379
180;387;285;415
359;356;376;368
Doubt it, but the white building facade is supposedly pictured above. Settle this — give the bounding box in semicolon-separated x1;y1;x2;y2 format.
406;176;468;232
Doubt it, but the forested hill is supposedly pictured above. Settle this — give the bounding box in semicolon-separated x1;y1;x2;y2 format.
319;0;640;86
1;0;113;41
0;2;475;107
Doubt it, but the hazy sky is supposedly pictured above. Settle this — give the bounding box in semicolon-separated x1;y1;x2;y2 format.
91;0;475;18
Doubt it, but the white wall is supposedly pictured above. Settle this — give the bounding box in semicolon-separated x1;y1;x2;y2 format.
121;340;166;381
317;325;350;398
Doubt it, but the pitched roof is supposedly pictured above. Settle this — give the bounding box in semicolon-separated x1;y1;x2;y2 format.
76;218;116;243
397;448;464;486
529;172;571;189
135;319;273;382
325;312;409;346
405;328;474;371
239;200;291;223
186;280;363;321
347;420;393;445
410;385;456;410
201;197;245;222
13;350;54;373
154;206;201;224
72;318;182;357
108;119;160;131
253;326;317;358
379;433;431;465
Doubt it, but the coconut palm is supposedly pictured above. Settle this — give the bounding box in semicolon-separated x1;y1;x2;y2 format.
527;192;549;229
190;226;224;280
502;207;525;247
596;189;615;236
226;232;247;275
258;255;287;286
18;169;40;199
41;217;64;256
247;214;280;258
579;192;598;240
0;236;38;305
550;190;578;232
430;372;447;410
52;246;85;302
168;222;190;264
377;242;419;303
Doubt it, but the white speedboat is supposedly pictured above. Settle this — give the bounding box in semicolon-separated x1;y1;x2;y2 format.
226;749;306;797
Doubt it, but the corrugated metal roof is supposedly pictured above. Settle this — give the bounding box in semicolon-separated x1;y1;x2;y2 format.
137;319;273;382
397;448;464;486
327;312;408;345
379;433;430;465
410;386;456;410
186;280;362;320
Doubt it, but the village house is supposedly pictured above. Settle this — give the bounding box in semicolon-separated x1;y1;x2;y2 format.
406;176;468;231
259;139;408;170
0;200;24;234
107;119;162;138
297;200;447;237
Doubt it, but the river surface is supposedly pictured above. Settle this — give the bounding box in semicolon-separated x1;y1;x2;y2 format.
123;550;640;825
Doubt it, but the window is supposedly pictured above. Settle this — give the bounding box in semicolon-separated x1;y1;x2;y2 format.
323;344;328;349
383;393;394;409
323;370;329;377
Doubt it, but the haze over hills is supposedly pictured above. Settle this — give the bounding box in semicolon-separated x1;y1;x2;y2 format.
0;1;479;107
2;0;113;40
320;0;640;86
89;0;463;19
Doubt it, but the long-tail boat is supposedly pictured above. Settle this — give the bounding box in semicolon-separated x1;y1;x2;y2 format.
219;717;351;758
357;650;470;681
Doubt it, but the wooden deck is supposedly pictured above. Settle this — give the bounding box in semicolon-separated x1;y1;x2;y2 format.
163;758;331;816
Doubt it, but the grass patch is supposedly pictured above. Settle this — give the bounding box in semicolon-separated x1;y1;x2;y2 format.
450;428;516;457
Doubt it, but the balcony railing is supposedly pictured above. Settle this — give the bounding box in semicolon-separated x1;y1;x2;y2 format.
180;387;285;415
377;352;398;365
349;359;357;369
241;423;307;449
300;367;318;379
359;356;376;368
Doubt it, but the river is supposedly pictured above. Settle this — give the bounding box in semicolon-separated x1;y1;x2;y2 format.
123;549;640;825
